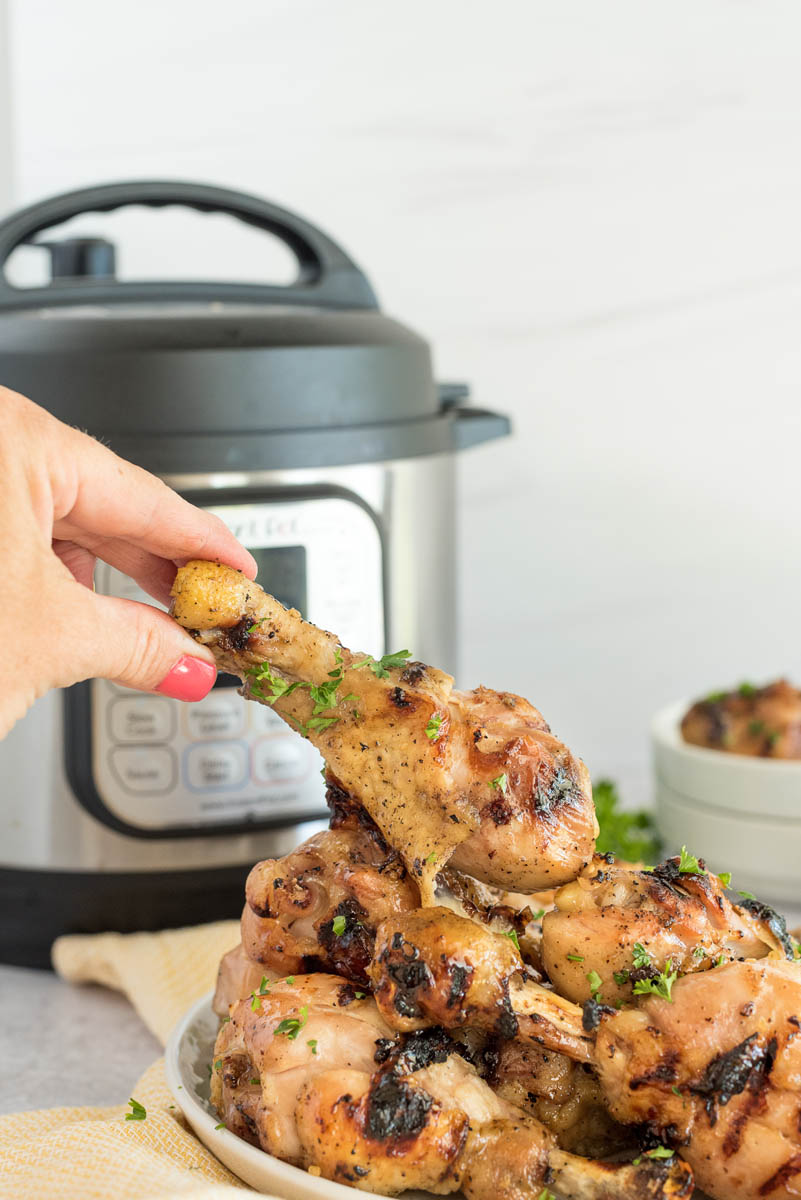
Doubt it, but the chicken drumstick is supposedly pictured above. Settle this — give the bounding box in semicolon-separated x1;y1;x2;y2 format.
211;973;693;1199
171;560;597;897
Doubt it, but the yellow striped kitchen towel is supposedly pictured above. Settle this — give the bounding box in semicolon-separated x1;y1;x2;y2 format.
0;919;262;1200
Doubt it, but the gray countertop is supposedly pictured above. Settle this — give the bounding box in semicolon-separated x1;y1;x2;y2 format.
0;964;162;1114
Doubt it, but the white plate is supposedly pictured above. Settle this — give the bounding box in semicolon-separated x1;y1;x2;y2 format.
165;991;431;1199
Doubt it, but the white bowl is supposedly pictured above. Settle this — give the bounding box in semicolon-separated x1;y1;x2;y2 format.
652;700;801;904
165;991;431;1199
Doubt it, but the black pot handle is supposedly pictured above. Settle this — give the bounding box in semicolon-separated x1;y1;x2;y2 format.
0;179;378;311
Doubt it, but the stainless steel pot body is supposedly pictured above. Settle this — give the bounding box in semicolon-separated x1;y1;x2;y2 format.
0;455;455;962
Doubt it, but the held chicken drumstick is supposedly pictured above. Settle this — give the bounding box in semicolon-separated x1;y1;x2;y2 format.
170;560;598;898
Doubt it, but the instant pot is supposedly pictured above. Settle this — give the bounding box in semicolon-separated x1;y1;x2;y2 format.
0;180;510;966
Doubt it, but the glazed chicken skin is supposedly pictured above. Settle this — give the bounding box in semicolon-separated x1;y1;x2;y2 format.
212;973;693;1198
170;560;597;896
368;911;801;1200
484;1036;633;1158
240;826;418;986
596;957;801;1200
543;853;793;1005
370;906;594;1063
214;816;546;1016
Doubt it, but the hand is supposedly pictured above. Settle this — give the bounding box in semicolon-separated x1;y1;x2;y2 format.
0;388;257;738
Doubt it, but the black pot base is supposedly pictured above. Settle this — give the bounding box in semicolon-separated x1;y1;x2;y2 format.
0;863;248;969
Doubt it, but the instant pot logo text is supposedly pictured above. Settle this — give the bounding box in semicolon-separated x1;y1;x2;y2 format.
219;513;301;543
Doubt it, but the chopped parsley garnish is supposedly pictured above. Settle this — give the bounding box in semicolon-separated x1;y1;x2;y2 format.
284;976;295;985
248;648;350;736
354;991;366;999
671;1085;682;1096
426;713;444;741
586;969;603;1000
748;720;765;737
213;1059;222;1072
537;1191;556;1200
332;914;347;937
125;1098;146;1122
220;1015;231;1024
307;1039;318;1054
738;681;757;697
632;1144;675;1164
529;907;546;921
250;1078;259;1085
352;649;412;679
424;851;437;866
490;773;508;793
567;953;584;963
633;960;678;1002
275;1005;308;1040
632;942;651;969
250;976;271;1010
692;945;706;960
737;890;756;901
613;969;630;986
715;954;726;967
592;779;662;863
678;846;705;875
718;871;732;887
245;618;266;634
215;1122;226;1130
501;928;521;952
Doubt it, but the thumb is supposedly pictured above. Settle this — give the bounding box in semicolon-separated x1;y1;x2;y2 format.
66;587;217;699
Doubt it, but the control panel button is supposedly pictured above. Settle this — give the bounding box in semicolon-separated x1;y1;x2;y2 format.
110;746;176;794
185;694;245;740
250;704;287;734
253;735;308;785
109;696;175;744
185;742;248;791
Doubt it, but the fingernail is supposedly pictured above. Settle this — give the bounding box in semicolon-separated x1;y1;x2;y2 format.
156;655;216;701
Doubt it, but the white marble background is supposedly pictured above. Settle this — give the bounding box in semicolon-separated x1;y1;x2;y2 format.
4;0;801;808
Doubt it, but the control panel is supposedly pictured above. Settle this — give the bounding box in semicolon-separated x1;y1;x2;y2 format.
84;494;384;834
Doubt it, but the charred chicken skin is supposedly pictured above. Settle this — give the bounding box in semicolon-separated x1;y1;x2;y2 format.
240;826;419;986
370;906;594;1063
370;906;801;1198
170;560;598;896
543;853;792;1005
596;957;801;1200
211;974;693;1198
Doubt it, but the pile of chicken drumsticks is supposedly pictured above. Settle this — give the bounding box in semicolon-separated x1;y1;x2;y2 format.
171;560;801;1200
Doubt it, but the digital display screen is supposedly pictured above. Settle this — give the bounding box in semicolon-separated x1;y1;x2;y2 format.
214;544;307;689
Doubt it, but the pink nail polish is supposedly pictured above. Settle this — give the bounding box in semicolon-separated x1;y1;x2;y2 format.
156;656;216;701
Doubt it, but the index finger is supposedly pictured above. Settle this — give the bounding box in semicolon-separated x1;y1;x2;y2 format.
48;415;257;578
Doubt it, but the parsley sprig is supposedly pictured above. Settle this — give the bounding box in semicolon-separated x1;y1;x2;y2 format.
633;1146;675;1164
677;845;705;876
125;1098;146;1122
633;960;678;1002
275;1005;309;1040
351;649;412;679
501;928;521;952
593;779;662;863
248;647;411;736
426;713;444;741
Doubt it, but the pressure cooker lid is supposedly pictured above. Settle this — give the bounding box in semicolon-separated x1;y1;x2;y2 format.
0;181;510;472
